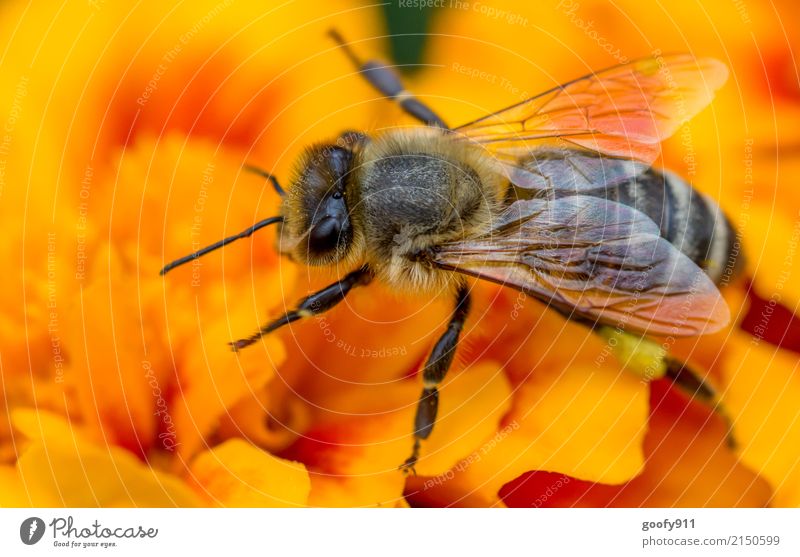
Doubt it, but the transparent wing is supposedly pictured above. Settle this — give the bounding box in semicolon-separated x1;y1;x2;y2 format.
433;196;730;336
456;55;728;167
500;148;651;195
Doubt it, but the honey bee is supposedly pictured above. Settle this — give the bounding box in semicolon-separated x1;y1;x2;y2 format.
161;30;740;473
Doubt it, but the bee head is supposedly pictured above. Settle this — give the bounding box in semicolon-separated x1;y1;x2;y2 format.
280;142;360;266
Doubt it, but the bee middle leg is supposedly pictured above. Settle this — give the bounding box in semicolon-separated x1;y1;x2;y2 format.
401;285;471;475
229;266;372;351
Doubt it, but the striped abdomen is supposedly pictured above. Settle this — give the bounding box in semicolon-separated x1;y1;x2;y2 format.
581;168;744;285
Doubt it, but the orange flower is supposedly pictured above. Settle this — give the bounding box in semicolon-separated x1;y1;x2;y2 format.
0;0;384;506
409;382;770;507
405;0;800;507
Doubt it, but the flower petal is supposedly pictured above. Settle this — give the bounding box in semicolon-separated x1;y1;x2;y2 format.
722;331;800;506
283;362;510;507
189;439;310;507
499;381;772;507
3;411;200;507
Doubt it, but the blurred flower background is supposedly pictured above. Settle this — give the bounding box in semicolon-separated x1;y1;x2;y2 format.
0;0;798;507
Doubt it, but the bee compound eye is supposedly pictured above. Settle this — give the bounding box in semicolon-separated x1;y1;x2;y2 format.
309;216;342;253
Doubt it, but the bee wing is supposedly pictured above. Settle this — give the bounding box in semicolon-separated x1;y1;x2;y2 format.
433;196;730;336
455;55;728;166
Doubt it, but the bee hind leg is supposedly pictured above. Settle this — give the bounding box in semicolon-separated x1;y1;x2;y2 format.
664;357;716;402
400;286;471;475
328;28;447;129
229;266;372;351
664;357;737;449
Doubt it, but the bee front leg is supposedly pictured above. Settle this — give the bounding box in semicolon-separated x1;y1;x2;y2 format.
229;266;372;351
401;286;471;475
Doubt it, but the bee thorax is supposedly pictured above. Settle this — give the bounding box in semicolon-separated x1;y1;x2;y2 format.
354;129;501;294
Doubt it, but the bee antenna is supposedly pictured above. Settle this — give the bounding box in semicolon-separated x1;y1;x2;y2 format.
159;216;283;276
327;28;362;67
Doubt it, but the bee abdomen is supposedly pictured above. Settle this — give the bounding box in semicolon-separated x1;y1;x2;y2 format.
605;168;744;285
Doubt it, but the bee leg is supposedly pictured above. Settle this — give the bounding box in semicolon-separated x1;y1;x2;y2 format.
665;357;716;402
400;286;471;475
665;357;737;449
229;266;372;351
242;165;285;196
328;29;447;128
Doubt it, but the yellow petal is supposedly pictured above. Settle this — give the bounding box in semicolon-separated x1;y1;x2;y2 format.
742;206;800;310
0;465;29;506
4;410;200;507
173;302;285;461
10;408;93;449
414;362;512;476
7;435;205;508
285;362;509;507
460;360;647;498
722;331;800;506
16;443;201;507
